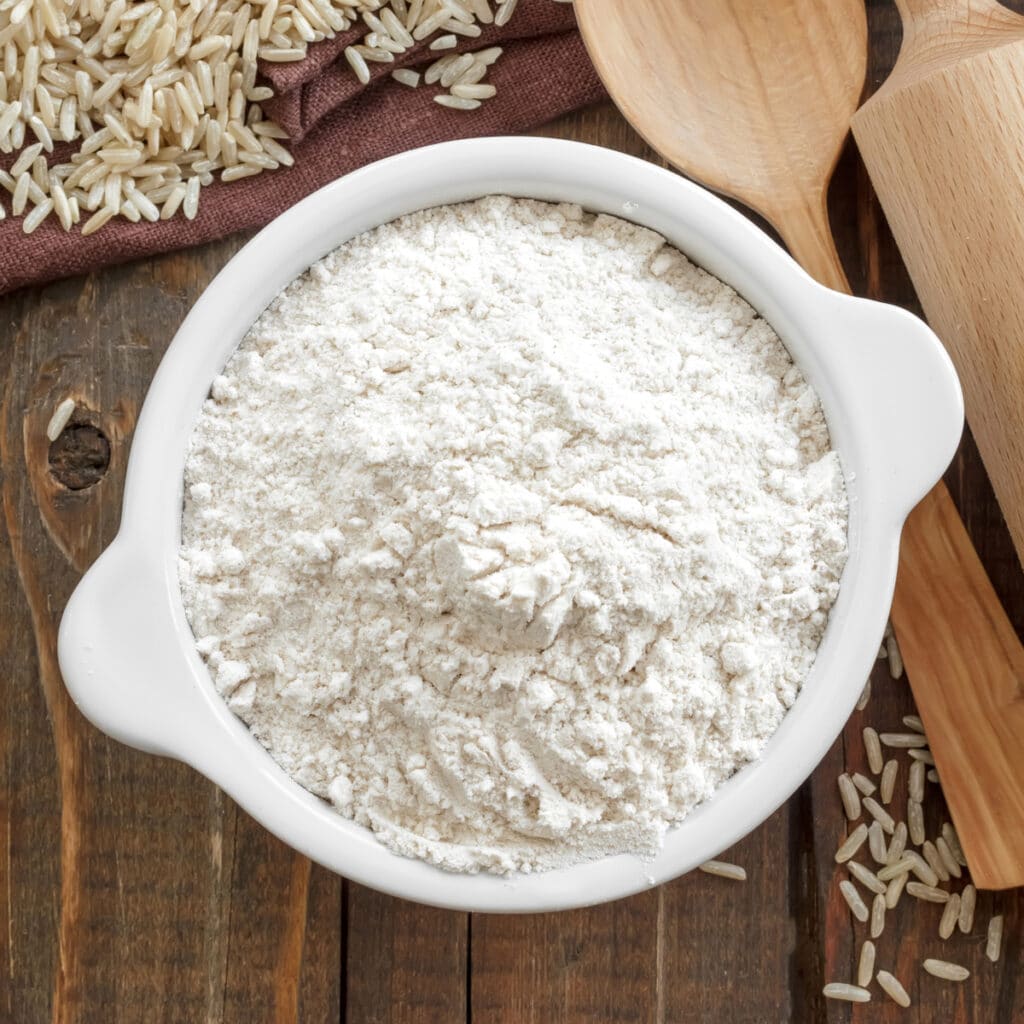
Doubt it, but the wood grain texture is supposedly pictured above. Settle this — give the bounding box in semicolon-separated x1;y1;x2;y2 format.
0;4;1022;1022
346;886;466;1024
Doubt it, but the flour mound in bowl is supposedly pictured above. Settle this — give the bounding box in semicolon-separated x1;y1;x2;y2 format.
179;196;848;874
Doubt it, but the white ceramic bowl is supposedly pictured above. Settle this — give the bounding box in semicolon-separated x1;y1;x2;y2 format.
58;137;962;912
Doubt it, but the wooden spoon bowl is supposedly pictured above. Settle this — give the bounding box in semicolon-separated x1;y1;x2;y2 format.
576;0;866;289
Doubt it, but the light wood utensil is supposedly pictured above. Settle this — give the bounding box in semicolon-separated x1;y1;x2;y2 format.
576;0;1024;888
853;0;1024;573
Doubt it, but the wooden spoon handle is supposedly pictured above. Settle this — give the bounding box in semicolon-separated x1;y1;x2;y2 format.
892;487;1024;889
771;196;850;294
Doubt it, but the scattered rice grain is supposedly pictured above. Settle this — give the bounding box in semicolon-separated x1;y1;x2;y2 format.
877;855;915;882
851;772;875;797
867;821;887;865
839;880;869;922
958;883;976;933
942;822;967;867
698;860;746;881
923;958;969;981
391;68;421;87
908;798;925;846
880;760;898;804
433;94;480;110
909;759;925;803
880;732;928;749
822;983;870;1003
922;840;949;882
855;679;871;711
834;823;868;864
906;881;949;904
863;727;883;773
870;893;886;938
876;970;910;1007
935;837;961;879
848;860;886;895
837;774;861;820
986;915;1003;962
885;872;907;909
857;940;875;988
45;397;75;441
862;797;895;835
939;893;960;939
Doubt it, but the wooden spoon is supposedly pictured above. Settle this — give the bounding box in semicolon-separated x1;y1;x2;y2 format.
576;0;1024;888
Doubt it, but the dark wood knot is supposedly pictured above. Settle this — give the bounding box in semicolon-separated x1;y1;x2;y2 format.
48;423;111;491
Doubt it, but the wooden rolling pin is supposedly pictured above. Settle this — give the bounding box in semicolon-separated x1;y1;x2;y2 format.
852;0;1024;889
853;0;1024;566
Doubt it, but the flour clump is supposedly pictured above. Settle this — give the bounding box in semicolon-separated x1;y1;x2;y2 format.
179;196;848;874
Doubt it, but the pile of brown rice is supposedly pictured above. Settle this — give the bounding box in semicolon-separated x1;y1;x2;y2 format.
0;0;562;235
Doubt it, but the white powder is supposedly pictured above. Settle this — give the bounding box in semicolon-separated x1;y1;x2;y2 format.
179;196;848;874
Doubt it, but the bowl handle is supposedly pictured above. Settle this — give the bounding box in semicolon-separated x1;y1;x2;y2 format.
824;298;963;522
58;536;209;757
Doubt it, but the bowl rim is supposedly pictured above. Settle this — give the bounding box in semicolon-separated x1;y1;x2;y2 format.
57;136;962;912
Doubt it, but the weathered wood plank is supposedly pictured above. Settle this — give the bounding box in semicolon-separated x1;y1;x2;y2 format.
345;885;467;1024
470;891;660;1024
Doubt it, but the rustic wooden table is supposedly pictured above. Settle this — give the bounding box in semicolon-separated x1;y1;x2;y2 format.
2;4;1022;1022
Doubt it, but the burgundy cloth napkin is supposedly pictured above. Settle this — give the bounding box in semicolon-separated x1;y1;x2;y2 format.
0;1;605;295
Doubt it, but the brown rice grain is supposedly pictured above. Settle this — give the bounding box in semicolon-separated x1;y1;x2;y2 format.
939;893;960;939
958;883;976;933
922;840;949;882
450;82;496;99
834;823;869;864
880;732;928;749
909;759;925;803
45;397;75;441
855;679;871;711
848;860;886;895
886;821;908;864
905;849;939;887
698;860;746;881
870;893;886;938
823;983;870;1003
987;915;1004;962
876;970;911;1007
908;798;925;846
885;872;907;909
906;881;949;904
433;94;480;110
877;855;915;882
851;772;875;797
857;940;875;988
839;880;869;922
862;797;895;835
867;821;887;866
941;822;967;867
923;958;969;981
837;774;861;820
863;727;883;773
935;837;962;879
880;760;898;804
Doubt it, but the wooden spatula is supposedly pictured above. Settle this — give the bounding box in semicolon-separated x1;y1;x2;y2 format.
576;0;1024;888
